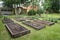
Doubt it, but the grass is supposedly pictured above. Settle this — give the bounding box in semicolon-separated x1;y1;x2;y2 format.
0;14;60;40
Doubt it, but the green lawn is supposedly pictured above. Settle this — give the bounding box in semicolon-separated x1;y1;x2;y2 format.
0;14;60;40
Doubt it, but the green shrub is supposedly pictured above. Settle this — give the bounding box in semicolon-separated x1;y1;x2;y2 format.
48;18;53;22
37;9;44;15
54;18;57;22
28;10;36;15
0;15;3;18
48;18;58;23
58;18;60;20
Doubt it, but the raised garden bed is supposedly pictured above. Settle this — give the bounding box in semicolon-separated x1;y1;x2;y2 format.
3;18;30;38
14;17;33;21
3;17;14;23
5;22;30;38
31;21;45;26
22;21;45;30
33;20;55;26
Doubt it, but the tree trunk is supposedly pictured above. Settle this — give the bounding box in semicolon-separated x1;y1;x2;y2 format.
13;4;17;15
18;4;21;14
15;8;17;15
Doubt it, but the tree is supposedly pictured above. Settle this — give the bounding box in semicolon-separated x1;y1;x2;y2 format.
51;0;60;13
44;0;52;13
44;0;60;13
2;0;28;15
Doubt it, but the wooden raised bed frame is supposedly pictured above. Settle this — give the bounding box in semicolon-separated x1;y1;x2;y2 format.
3;18;30;38
22;21;45;30
14;17;33;21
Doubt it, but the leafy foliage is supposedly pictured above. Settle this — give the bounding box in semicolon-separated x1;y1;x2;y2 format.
44;0;60;13
28;10;36;15
2;0;27;8
37;9;44;15
51;0;60;13
0;15;3;18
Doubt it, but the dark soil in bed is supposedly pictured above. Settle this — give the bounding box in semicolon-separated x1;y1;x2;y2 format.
22;21;45;30
33;20;55;26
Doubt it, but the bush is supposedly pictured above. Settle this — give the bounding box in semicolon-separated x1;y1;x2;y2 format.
37;9;44;15
58;18;60;20
48;18;58;23
0;15;3;18
44;17;58;23
28;10;36;15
